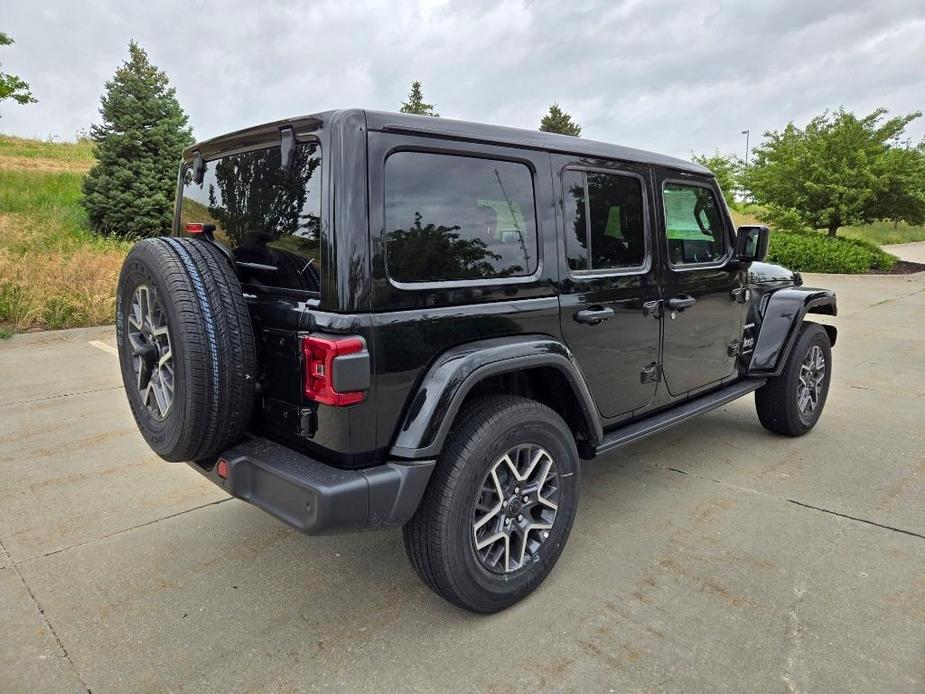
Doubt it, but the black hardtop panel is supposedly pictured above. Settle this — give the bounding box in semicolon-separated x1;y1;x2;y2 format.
363;110;709;175
183;108;710;176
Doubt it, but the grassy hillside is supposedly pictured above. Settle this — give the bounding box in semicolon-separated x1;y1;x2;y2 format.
0;136;130;333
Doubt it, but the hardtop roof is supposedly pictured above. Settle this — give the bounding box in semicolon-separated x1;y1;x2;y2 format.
185;108;711;176
363;110;710;175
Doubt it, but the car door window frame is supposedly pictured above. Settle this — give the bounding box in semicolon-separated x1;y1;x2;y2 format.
661;178;733;272
560;165;652;279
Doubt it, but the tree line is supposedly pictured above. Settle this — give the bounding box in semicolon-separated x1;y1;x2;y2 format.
694;110;925;237
2;35;921;242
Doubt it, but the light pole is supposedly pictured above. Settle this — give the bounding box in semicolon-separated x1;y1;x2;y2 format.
741;129;750;166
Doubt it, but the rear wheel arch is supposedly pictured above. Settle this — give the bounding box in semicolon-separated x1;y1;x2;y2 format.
389;337;602;460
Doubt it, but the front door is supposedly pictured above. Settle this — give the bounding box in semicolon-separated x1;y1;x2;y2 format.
556;155;661;419
655;173;745;396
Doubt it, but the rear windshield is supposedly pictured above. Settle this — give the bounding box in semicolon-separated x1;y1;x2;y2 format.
178;143;322;294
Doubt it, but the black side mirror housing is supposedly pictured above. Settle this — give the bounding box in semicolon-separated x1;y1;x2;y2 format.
734;225;770;262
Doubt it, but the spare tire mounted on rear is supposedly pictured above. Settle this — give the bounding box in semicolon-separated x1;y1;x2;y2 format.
116;237;257;462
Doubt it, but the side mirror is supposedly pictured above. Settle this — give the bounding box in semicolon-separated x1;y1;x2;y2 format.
734;225;770;262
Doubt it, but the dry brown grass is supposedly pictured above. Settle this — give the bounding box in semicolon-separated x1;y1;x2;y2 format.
0;155;93;174
0;239;125;331
0;139;131;334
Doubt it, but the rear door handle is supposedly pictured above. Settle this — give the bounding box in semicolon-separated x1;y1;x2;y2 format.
666;295;696;312
575;306;615;324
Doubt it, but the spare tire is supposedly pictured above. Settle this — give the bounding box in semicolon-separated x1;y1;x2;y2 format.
116;237;257;462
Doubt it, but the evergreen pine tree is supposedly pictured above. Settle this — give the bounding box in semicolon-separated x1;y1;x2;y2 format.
83;42;193;237
400;81;439;117
539;103;581;137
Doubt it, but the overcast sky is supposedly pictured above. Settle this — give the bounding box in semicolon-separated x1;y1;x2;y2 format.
3;0;924;160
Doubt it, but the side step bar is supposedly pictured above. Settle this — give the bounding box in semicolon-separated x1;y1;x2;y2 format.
594;378;766;456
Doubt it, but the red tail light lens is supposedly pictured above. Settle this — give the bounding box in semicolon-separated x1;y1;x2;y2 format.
301;335;366;406
185;222;204;234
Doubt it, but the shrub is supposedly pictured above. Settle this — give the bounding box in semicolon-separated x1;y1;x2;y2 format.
767;230;896;274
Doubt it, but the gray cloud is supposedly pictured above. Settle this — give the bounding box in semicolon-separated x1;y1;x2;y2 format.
3;0;923;159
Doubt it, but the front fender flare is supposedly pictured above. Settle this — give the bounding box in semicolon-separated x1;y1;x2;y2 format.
748;287;837;376
389;335;602;459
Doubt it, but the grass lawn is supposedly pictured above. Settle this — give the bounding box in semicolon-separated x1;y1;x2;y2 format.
0;135;130;333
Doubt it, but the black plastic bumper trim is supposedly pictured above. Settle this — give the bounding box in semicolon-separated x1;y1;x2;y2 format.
189;437;434;535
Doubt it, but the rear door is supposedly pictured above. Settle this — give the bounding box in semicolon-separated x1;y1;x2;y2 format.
654;172;745;396
555;155;661;419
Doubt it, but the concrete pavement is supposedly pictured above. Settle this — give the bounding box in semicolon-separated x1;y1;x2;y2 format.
1;272;923;693
883;241;925;265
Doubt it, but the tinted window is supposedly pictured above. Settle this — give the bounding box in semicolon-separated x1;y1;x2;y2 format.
384;152;538;283
563;170;646;272
663;182;726;265
179;144;322;292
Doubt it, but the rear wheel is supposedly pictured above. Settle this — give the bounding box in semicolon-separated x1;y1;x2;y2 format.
755;322;831;436
403;395;580;613
116;237;257;462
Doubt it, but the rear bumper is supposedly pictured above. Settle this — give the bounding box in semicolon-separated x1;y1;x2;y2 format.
190;437;435;534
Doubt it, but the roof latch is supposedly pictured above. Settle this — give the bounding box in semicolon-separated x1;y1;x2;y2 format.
280;127;295;171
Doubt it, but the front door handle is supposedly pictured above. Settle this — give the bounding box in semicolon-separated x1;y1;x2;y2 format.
575;306;615;325
666;295;696;312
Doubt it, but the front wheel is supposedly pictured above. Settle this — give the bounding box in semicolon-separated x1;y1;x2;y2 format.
755;322;832;436
403;395;580;613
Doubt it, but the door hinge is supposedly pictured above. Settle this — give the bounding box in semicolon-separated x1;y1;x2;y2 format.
641;363;663;383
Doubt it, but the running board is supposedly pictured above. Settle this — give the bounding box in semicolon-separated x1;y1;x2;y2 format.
594;378;766;456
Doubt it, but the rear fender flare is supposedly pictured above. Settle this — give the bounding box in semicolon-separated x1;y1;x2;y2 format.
748;287;837;376
389;335;602;459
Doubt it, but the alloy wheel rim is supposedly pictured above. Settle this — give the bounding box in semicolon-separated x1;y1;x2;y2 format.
471;444;560;574
797;344;825;422
127;284;174;420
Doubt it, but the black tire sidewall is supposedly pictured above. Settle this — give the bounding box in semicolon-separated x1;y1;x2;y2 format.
442;401;580;610
783;325;832;434
117;245;192;457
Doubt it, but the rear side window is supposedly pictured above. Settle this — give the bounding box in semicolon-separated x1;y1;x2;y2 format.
179;143;322;293
663;182;727;266
562;169;647;272
384;152;538;283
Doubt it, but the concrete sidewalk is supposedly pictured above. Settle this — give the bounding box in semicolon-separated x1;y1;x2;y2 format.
1;272;923;693
883;241;925;264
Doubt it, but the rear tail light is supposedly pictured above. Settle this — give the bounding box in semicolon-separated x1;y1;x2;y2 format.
301;335;366;406
185;222;204;234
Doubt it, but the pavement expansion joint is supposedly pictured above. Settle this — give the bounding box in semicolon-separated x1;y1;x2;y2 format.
0;537;91;693
655;463;925;542
18;497;233;565
0;385;123;408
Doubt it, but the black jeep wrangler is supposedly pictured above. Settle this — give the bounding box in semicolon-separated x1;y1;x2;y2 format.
116;109;836;613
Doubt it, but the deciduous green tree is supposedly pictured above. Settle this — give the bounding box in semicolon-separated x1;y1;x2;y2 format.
400;81;439;117
0;32;37;113
539;103;581;136
742;107;921;237
692;151;740;205
83;42;193;237
866;143;925;228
